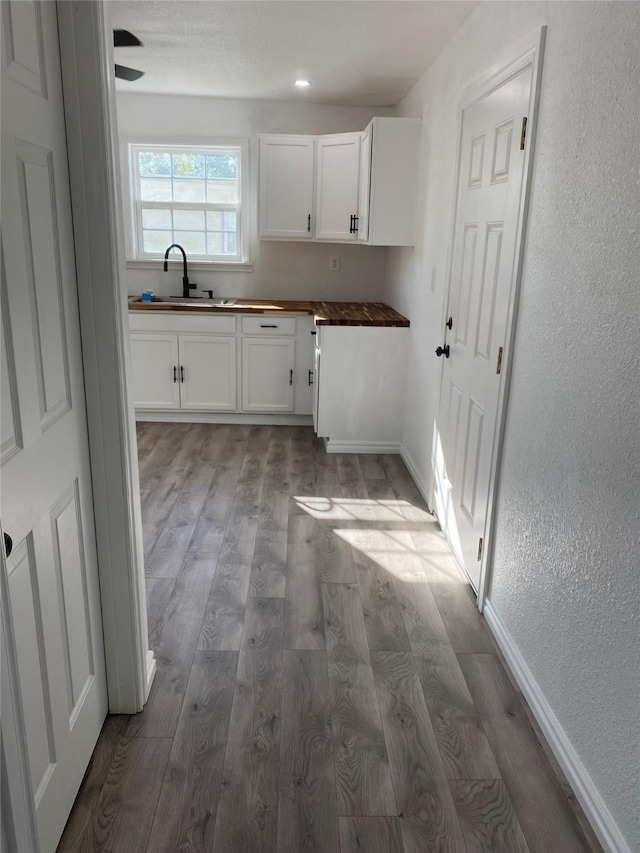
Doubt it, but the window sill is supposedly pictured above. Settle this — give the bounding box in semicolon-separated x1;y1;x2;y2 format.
125;259;254;273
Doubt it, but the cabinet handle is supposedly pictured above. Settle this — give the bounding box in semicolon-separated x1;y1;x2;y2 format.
289;368;293;386
173;365;177;383
180;365;185;382
310;330;317;336
349;214;354;234
307;213;311;233
308;370;314;386
353;214;359;232
260;324;278;328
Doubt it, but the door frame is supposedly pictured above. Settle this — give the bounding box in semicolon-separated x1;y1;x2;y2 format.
435;28;546;611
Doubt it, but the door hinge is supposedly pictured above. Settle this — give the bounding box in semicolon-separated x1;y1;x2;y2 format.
519;116;528;150
496;346;504;375
477;537;484;561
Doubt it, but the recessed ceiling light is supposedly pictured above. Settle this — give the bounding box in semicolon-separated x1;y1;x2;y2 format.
295;79;310;88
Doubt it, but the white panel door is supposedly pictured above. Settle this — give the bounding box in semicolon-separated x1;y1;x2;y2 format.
178;334;237;410
259;135;315;239
315;133;361;241
242;337;295;412
0;2;107;849
130;333;181;409
435;66;533;590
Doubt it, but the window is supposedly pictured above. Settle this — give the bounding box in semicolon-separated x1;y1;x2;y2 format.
127;142;247;263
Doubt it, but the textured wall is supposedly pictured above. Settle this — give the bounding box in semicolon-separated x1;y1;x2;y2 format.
384;2;640;848
116;93;391;301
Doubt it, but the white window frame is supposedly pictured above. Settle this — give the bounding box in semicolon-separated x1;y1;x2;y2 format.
121;136;251;268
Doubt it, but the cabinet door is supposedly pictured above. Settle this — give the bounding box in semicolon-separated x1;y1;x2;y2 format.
178;335;237;411
242;338;295;412
294;317;314;415
357;124;372;242
130;334;180;409
315;133;361;241
259;136;315;239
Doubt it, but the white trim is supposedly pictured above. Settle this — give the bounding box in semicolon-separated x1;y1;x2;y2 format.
483;601;633;853
126;259;254;273
324;439;402;454
400;444;432;511
137;410;313;426
1;544;40;852
435;27;547;612
57;1;152;714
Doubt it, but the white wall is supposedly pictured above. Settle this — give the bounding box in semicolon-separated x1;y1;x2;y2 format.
116;93;392;301
385;2;640;850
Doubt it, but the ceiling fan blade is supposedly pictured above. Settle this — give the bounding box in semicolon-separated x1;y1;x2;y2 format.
114;29;142;48
115;64;144;82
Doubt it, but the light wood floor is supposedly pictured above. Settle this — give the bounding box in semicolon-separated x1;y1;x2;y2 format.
58;423;601;853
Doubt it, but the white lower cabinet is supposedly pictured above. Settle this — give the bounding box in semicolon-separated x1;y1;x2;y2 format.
130;333;181;409
242;337;295;412
129;312;313;418
179;335;236;411
314;325;408;451
130;332;236;411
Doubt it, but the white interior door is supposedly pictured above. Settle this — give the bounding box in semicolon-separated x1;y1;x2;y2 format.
1;2;107;849
435;64;533;591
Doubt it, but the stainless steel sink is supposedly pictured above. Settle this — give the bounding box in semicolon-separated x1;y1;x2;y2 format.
132;296;237;307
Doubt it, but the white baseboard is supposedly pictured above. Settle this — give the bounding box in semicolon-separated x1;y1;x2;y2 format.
144;649;156;702
136;410;313;426
400;444;432;510
483;601;632;853
324;439;402;454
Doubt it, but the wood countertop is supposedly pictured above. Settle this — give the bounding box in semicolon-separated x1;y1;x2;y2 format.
128;298;409;327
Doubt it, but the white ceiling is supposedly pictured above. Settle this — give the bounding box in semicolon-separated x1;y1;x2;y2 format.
111;1;477;107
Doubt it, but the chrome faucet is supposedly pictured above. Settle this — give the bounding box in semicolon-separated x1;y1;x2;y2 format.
163;243;195;299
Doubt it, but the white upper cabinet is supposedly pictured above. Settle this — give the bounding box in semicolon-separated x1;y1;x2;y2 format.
361;117;421;247
357;123;373;243
314;133;361;242
259;135;315;239
258;119;421;246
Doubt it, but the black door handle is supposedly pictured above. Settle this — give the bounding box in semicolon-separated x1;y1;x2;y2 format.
308;370;314;386
173;365;177;383
435;345;450;358
446;316;453;330
289;368;293;386
180;365;185;382
307;214;311;233
4;532;12;557
353;215;359;232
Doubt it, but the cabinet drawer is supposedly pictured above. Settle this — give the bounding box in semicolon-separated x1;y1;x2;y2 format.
241;316;296;336
129;312;236;335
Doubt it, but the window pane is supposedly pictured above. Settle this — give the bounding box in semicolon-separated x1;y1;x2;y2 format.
173;209;205;230
138;152;171;177
207;232;237;256
207;179;238;203
206;154;238;179
174;230;206;254
206;210;237;232
172;153;205;178
140;178;172;201
173;179;205;202
141;207;172;229
143;230;173;253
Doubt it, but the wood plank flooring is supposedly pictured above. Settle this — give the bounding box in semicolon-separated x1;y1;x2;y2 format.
57;423;601;853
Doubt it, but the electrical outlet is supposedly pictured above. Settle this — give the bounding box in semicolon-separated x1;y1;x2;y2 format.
329;255;341;272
